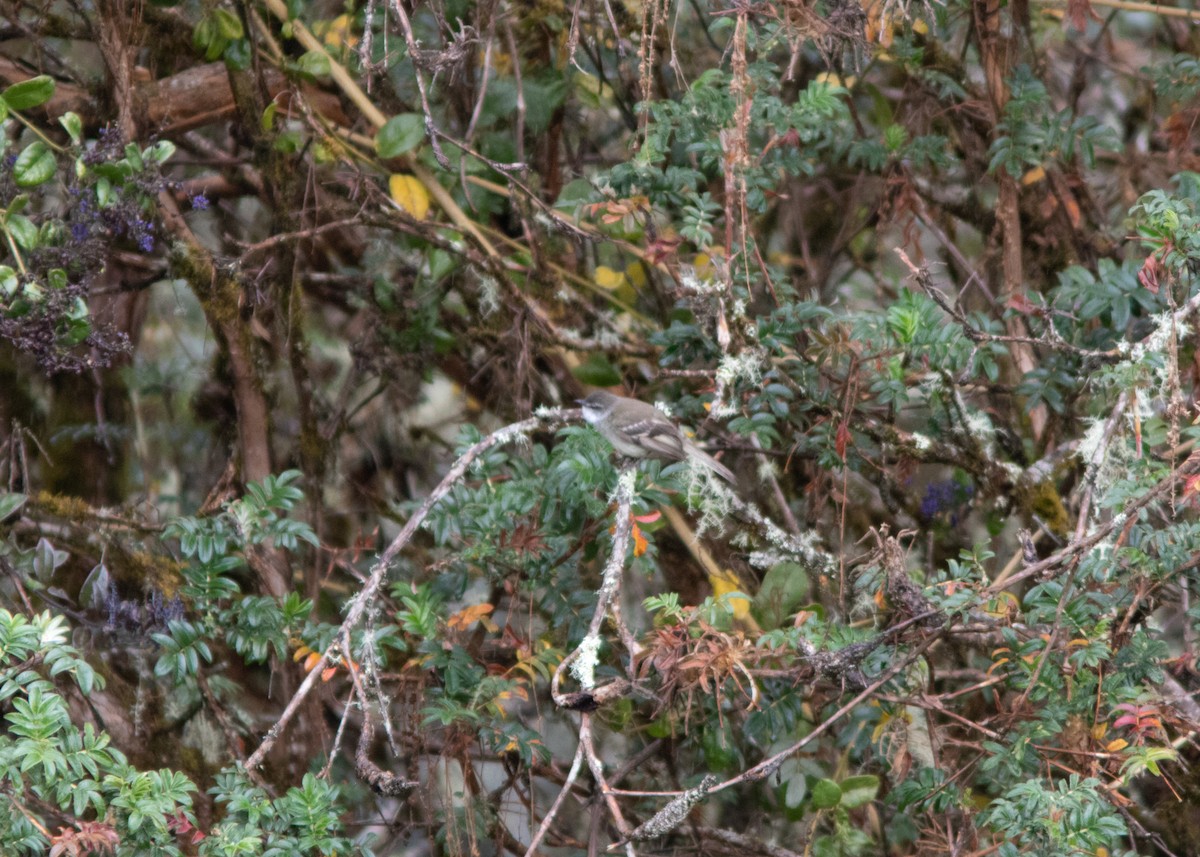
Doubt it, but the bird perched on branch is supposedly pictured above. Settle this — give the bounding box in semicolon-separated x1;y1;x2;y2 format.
578;390;735;484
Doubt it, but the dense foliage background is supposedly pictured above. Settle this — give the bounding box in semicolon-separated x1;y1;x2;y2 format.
4;0;1200;855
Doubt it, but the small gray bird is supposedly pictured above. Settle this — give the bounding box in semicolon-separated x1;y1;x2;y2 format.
578;390;735;483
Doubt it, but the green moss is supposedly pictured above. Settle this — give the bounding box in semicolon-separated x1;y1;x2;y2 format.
1024;480;1070;537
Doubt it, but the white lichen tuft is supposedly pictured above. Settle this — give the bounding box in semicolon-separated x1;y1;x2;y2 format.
747;549;789;569
964;411;998;459
716;350;764;389
1129;312;1187;366
570;633;601;690
596;328;624;349
1076;418;1107;472
711;351;764;419
910;432;933;452
476;274;500;317
1075;416;1137;516
689;467;734;538
679;268;724;295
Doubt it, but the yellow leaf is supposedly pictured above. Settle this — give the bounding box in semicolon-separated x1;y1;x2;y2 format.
709;566;741;597
708;567;753;620
1091;722;1108;740
814;72;855;88
625;261;648;288
314;14;359;49
389;173;431;220
871;710;892;743
1105;738;1128;753
594;265;626;290
1022;166;1046;186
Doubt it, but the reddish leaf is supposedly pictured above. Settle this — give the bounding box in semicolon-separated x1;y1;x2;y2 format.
1065;0;1100;32
1138;252;1162;294
835;420;852;460
645;235;682;265
1007;292;1041;315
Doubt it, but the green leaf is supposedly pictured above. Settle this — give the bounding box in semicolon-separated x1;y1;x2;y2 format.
296;49;331;78
95;176;113;208
32;537;68;580
784;769;807;808
0;265;18;298
2;75;56;110
143;140;176;165
752;562;810;629
810;778;842;809
571;354;622;387
0;492;26;520
376;113;425;158
13;142;56;187
214;8;244;39
838;774;880;809
79;563;111;609
5;213;38;250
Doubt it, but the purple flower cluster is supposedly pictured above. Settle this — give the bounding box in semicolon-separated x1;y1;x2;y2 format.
919;479;975;525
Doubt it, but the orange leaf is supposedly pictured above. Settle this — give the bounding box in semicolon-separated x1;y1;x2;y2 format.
632;522;649;557
303;651;323;672
320;666;338;682
448;603;495;631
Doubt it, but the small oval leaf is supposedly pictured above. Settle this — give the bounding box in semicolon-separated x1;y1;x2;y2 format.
2;75;56;110
810;778;842;809
376;113;424;158
838;774;880;809
13;142;56;187
388;173;430;220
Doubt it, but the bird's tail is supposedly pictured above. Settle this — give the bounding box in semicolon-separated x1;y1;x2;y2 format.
684;440;736;484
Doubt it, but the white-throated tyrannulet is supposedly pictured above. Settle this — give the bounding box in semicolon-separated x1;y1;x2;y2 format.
578;390;735;483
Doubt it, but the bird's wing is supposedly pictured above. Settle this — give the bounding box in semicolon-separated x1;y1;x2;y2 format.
624;419;686;460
